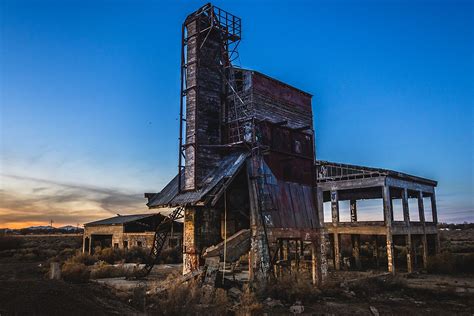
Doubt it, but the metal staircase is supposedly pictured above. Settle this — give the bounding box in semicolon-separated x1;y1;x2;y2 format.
136;207;184;278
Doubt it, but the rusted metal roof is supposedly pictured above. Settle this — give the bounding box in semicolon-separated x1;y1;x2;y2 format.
147;152;249;208
84;213;163;226
316;160;437;186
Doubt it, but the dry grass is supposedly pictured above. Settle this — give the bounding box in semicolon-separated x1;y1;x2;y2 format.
89;262;135;279
427;252;474;274
238;285;263;316
61;262;90;283
260;272;320;304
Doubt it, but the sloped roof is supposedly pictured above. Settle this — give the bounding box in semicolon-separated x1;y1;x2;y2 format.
84;213;162;226
147;152;249;208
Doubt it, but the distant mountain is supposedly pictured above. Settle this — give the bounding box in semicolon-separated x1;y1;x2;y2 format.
0;225;84;235
27;226;55;230
58;225;81;231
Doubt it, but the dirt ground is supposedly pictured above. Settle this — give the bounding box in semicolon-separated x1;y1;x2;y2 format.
0;232;473;315
0;235;140;315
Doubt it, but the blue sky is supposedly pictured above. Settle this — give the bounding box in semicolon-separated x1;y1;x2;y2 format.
1;0;472;227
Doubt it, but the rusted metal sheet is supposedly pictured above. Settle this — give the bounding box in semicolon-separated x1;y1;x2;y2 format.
264;180;318;229
252;71;312;113
147;152;249;208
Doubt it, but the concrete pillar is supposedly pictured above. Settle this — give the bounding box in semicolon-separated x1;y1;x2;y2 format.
402;189;413;272
383;185;393;226
317;232;328;285
311;242;317;285
183;207;200;275
382;185;395;274
386;232;395;274
406;234;414;273
247;159;271;283
331;190;339;224
373;235;380;268
418;191;428;269
402;189;410;224
315;187;329;285
421;234;428;269
351;234;361;270
435;234;441;254
431;191;438;224
333;233;341;270
350;200;357;222
418;191;426;225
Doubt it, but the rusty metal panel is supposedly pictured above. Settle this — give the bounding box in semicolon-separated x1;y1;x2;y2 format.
148;152;249;208
251;71;312;113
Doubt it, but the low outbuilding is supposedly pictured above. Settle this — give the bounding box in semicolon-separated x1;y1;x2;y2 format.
82;213;182;254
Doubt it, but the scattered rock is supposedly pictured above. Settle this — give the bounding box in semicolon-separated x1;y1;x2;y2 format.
228;287;242;300
289;301;304;314
264;297;283;308
369;305;379;316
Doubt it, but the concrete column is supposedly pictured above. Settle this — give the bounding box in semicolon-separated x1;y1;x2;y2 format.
406;234;414;273
382;185;393;226
333;233;341;270
278;239;283;277
418;191;426;225
350;200;357;222
316;187;325;228
351;234;361;270
402;189;410;224
317;233;328;285
386;232;395;274
431;191;438;224
247;159;271;282
331;190;339;224
183;207;200;275
315;186;329;285
402;189;413;272
435;234;441;254
383;185;395;274
373;235;380;268
311;242;317;285
418;191;428;269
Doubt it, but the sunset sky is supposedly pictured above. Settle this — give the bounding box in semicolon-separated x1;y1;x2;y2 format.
1;0;473;228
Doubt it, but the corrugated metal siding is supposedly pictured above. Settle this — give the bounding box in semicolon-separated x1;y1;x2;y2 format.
262;161;318;229
85;214;161;226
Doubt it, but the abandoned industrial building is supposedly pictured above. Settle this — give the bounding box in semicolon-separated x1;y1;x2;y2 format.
82;214;182;254
84;3;440;286
317;161;439;273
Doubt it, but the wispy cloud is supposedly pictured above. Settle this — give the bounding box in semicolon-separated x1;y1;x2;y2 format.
0;173;149;228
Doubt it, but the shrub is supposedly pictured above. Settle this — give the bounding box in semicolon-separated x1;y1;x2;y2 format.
90;262;131;279
68;251;97;266
0;236;23;251
152;278;202;315
348;275;407;297
427;252;474;274
62;262;90;283
124;247;148;263
238;285;263;316
261;273;320;303
159;247;182;264
95;247;121;264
